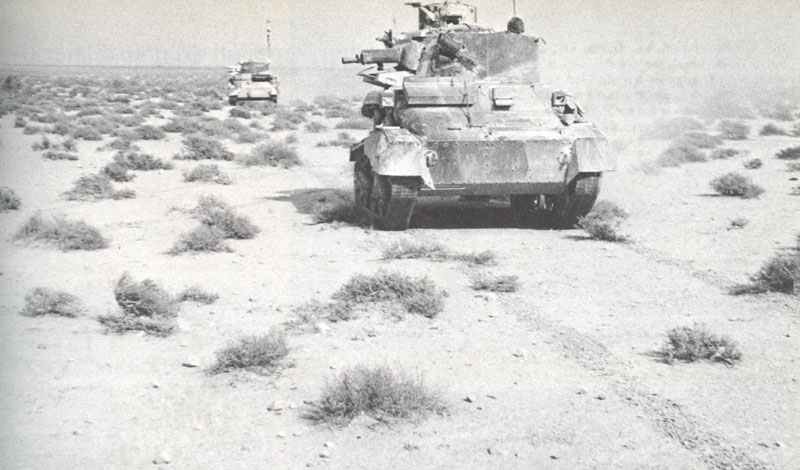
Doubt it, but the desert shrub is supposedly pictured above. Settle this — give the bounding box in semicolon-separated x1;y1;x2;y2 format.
63;174;135;201
240;142;301;168
658;324;741;365
102;162;136;182
786;162;800;172
177;286;219;304
175;135;234;161
103;137;137;151
234;127;267;144
317;132;357;148
775;146;800;160
42;150;78;161
313;200;364;225
208;330;288;375
709;172;764;198
578;200;629;241
717;120;750;140
731;253;799;295
2;75;23;92
134;124;166;140
270;116;298;131
113;272;177;318
169;225;232;254
23;124;43;135
0;187;21;211
14;213;108;250
192;195;260;239
71;126;103;141
305;121;327;133
743;158;763;169
222;117;248;134
286;300;355;331
469;273;520;293
793;123;800;137
183;164;232;185
31;136;53;151
285;133;298;144
161;116;200;134
710;148;745;160
677;132;723;149
761;103;797;121
759;123;789;136
307;365;445;425
451;250;497;266
61;138;77;152
335;117;372;130
229;107;252;119
20;288;83;318
113;151;173;170
14;116;26;128
333;270;446;318
644;116;705;139
656;143;706;167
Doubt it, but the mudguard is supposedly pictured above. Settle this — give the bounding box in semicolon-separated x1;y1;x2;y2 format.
354;127;435;189
564;126;616;182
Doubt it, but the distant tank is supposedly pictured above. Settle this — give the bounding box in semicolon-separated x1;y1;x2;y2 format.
342;1;615;230
227;60;279;105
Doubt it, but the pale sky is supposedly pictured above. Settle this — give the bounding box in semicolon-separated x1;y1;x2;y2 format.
0;0;798;70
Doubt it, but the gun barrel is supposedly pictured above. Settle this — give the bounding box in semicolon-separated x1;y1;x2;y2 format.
342;49;402;66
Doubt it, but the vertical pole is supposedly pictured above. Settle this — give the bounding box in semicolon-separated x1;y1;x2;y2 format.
513;0;517;16
266;19;272;54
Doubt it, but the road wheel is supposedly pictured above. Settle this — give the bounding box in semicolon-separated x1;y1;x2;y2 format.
370;174;418;231
552;173;601;228
510;194;551;228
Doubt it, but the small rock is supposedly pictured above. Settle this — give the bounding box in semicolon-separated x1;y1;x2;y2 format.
323;441;336;449
268;400;289;411
512;349;526;359
463;396;474;403
292;431;304;437
550;455;559;460
319;451;332;459
180;362;198;368
774;441;784;448
152;451;172;464
276;432;287;439
595;395;606;401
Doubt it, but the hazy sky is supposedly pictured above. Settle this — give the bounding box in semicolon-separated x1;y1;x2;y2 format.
1;0;798;69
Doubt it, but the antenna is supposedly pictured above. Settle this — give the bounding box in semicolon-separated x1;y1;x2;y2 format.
512;0;517;16
265;19;272;54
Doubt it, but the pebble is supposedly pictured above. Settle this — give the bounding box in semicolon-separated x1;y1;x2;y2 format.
512;349;527;359
323;441;336;449
276;432;287;439
268;400;289;411
319;451;332;459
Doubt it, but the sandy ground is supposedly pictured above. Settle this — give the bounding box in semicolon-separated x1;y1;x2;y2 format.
0;100;798;470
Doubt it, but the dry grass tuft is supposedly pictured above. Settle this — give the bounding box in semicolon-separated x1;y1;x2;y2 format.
658;324;742;365
656;143;706;167
183;164;232;185
169;225;232;254
192;195;260;239
113;151;174;171
20;287;83;318
240;142;301;168
14;213;108;250
63;174;135;201
743;158;763;169
470;273;520;293
333;270;446;318
208;330;289;375
177;286;219;304
775;146;800;161
306;365;446;425
381;239;496;266
717;120;750;140
175;135;234;161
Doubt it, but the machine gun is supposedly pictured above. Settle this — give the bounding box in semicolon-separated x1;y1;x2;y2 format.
341;48;403;70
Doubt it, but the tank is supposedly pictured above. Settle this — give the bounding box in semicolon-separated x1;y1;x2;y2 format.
342;1;615;230
227;60;279;105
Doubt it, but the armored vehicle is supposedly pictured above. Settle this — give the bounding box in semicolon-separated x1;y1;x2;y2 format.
342;1;615;230
228;61;279;105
